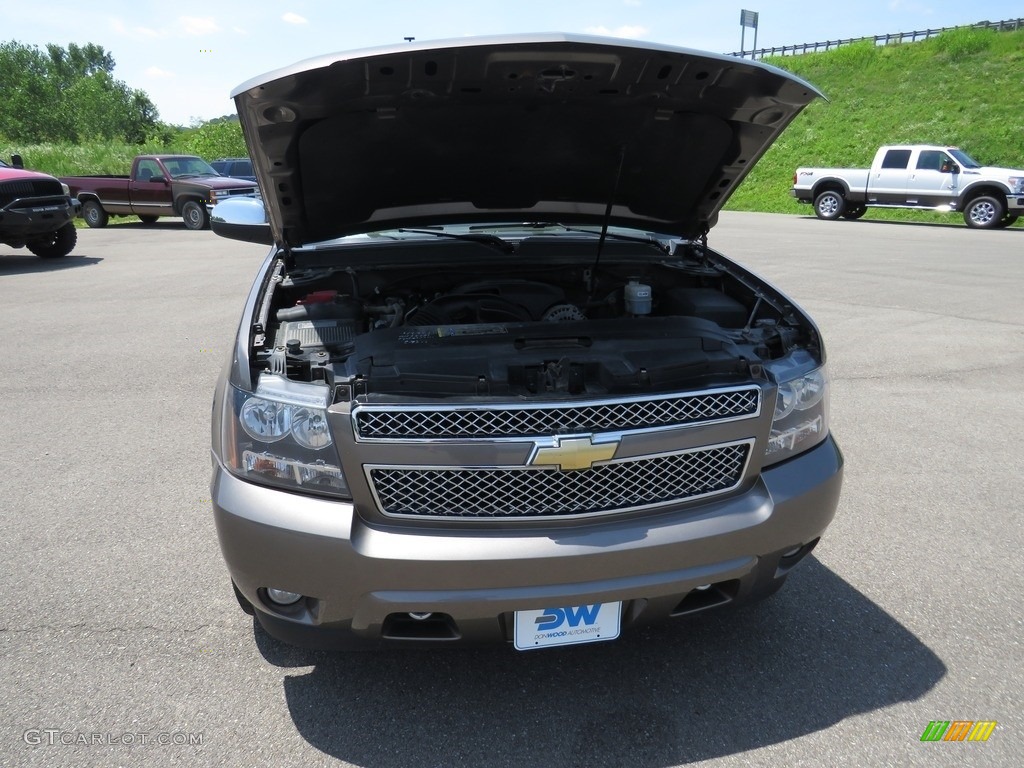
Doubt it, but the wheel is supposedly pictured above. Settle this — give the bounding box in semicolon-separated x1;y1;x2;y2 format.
813;189;845;220
963;195;1005;229
82;200;108;228
841;204;867;220
994;214;1019;229
27;222;77;258
181;200;209;230
138;215;158;224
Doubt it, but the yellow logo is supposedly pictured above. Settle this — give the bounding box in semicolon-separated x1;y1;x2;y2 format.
530;436;619;471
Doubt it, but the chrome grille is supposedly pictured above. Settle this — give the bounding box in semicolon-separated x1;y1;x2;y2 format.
368;441;752;519
355;387;760;440
219;187;258;197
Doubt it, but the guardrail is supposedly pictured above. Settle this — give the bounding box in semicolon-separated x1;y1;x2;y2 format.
727;17;1024;59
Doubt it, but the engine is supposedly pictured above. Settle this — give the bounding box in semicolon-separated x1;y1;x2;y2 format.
252;261;801;398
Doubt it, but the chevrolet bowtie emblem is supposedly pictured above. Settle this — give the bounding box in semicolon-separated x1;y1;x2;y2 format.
529;435;619;471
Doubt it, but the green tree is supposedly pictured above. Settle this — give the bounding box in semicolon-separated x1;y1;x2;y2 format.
0;41;53;141
179;119;247;159
45;42;115;88
0;40;158;144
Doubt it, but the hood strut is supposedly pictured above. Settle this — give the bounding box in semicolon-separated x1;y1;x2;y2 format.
590;146;627;297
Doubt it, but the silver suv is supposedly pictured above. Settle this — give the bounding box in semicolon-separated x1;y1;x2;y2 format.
210;34;842;650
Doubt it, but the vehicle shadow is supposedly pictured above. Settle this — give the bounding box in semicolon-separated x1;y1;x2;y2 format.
255;558;945;767
798;215;1022;231
0;253;102;275
108;220;190;230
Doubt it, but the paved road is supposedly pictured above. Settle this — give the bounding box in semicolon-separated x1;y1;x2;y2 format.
1;214;1021;767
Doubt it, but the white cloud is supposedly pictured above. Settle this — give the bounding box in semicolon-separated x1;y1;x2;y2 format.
111;17;164;38
584;25;650;39
232;26;248;35
180;16;219;35
888;0;934;12
282;12;308;25
145;66;174;79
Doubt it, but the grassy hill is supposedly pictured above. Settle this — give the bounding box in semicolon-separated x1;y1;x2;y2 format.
727;26;1024;224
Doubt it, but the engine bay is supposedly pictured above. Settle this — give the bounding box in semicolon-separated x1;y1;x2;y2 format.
247;240;812;400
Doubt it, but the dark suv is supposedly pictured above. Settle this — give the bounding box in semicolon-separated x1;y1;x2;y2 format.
0;155;80;258
211;157;255;182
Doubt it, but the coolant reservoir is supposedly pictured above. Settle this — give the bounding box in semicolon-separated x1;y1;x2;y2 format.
624;280;652;315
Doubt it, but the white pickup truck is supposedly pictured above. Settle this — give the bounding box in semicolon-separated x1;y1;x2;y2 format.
792;145;1024;229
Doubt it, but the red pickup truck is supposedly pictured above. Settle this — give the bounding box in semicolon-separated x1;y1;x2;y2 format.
62;155;258;230
1;154;81;258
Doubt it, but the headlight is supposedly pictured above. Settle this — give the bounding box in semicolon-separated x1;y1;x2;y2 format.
765;365;830;465
222;374;350;497
240;397;291;442
60;182;71;197
1009;176;1024;195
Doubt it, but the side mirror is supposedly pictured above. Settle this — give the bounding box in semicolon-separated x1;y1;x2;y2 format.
11;154;24;169
150;175;169;184
211;196;274;245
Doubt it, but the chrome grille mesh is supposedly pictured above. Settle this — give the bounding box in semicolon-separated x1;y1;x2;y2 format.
356;388;759;439
369;442;751;519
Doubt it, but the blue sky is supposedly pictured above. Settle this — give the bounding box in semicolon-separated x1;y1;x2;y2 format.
5;0;1022;125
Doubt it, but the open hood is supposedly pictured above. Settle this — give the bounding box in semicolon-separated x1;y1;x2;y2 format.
231;33;822;248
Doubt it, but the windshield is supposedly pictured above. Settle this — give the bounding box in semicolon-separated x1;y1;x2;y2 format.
949;149;982;169
162;156;218;179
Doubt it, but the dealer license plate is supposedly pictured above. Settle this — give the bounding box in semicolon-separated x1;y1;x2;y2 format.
513;602;621;651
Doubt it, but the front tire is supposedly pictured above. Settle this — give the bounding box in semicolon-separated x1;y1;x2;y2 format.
82;200;108;228
994;214;1019;229
27;222;77;258
813;190;845;220
963;195;1005;229
181;200;209;230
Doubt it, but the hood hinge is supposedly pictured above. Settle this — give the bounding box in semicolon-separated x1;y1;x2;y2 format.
282;244;296;272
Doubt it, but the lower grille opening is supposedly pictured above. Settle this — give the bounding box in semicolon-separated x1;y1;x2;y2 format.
382;612;460;641
671;579;740;616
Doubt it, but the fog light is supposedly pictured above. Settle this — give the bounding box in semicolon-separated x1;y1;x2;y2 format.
266;588;302;606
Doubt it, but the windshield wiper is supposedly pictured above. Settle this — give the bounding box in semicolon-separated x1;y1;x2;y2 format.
551;224;670;254
396;229;516;254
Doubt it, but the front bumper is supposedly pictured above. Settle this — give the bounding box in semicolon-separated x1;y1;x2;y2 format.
212;435;843;648
0;196;80;240
206;189;261;215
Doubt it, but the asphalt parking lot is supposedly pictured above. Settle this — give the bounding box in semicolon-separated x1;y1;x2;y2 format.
1;212;1021;767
